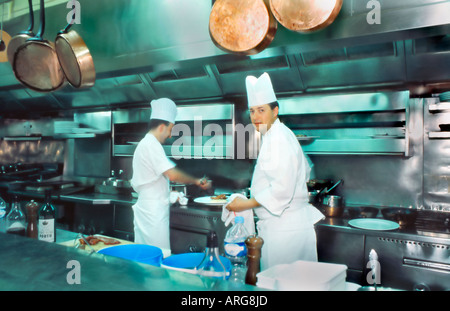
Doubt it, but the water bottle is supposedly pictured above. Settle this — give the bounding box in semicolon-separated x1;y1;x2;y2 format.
224;216;249;284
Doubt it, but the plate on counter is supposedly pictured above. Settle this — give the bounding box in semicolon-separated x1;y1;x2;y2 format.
194;196;229;206
296;135;319;141
348;218;399;231
370;134;404;139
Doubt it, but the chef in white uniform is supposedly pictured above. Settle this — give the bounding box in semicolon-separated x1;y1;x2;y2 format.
131;98;211;251
226;73;324;270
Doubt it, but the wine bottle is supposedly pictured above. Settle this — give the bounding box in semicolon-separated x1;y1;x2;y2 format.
38;190;56;242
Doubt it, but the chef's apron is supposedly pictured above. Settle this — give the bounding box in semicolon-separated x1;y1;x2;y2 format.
255;199;324;271
132;184;171;250
130;133;175;251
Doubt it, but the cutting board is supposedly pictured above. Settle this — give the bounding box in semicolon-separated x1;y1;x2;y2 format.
59;234;134;253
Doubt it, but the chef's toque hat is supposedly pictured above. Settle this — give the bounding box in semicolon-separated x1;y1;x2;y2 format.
246;72;277;107
150;98;177;123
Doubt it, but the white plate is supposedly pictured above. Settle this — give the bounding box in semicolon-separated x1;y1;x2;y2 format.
348;218;399;231
296;136;320;140
194;196;228;206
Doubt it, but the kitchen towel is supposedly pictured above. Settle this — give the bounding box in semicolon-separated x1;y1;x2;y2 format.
221;193;255;235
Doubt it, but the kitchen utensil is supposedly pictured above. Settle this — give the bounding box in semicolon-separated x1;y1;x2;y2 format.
348;218;400;231
209;0;277;55
269;0;343;33
77;233;97;253
13;0;65;92
324;179;343;194
307;179;334;191
321;195;344;217
7;0;34;65
381;207;418;227
54;10;95;88
348;206;379;219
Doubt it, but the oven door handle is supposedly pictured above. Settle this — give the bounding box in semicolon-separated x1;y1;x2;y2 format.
170;224;211;236
403;258;450;272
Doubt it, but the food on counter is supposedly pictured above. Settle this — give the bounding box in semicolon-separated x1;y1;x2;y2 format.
79;235;121;246
210;194;227;200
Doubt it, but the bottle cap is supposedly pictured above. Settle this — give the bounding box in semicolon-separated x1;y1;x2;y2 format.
206;230;218;248
234;216;244;224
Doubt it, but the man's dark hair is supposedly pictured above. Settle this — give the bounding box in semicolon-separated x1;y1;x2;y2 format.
269;101;279;110
149;119;170;130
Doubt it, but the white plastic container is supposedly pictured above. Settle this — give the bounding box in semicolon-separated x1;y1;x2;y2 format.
256;260;347;291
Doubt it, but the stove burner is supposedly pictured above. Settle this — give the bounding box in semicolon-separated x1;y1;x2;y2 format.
415;211;450;237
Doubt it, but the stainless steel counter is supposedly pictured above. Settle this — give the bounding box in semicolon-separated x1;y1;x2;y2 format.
315;217;450;290
316;217;450;243
0;223;263;291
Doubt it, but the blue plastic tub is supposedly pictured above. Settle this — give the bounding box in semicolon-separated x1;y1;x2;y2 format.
98;244;163;266
161;252;231;276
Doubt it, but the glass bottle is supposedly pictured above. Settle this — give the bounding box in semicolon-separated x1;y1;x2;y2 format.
26;200;39;239
38;190;56;242
196;231;228;288
0;196;6;219
6;196;26;236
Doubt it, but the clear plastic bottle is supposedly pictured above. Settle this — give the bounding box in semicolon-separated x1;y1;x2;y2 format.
224;216;249;284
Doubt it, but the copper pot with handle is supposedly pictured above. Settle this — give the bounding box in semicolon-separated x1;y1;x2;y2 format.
12;0;65;92
269;0;343;33
54;12;95;88
209;0;277;55
7;0;35;66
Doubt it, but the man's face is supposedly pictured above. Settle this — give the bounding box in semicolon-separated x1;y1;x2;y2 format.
161;123;174;143
249;104;278;134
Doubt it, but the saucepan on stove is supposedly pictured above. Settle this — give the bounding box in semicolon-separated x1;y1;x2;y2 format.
381;207;418;227
320;195;344;217
308;179;343;205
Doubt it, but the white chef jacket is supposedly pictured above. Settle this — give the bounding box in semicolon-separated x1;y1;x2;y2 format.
131;133;176;250
250;119;324;270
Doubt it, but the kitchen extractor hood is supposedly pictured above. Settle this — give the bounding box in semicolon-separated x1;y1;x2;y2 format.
0;0;449;116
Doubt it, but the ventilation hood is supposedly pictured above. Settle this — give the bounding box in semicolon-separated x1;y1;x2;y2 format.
0;0;449;116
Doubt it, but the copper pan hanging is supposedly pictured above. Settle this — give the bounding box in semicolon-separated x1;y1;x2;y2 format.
13;0;65;92
55;11;95;88
7;0;35;66
209;0;277;55
270;0;343;33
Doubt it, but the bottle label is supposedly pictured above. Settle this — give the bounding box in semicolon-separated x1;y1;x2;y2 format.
224;241;247;257
39;219;55;242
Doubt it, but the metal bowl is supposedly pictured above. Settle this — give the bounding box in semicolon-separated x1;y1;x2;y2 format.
348;206;379;219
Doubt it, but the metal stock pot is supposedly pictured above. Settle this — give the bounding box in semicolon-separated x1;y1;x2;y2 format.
320;195;344;217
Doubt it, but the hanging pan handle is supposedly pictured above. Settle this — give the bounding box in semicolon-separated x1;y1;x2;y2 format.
58;6;77;34
25;0;34;33
27;0;46;42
